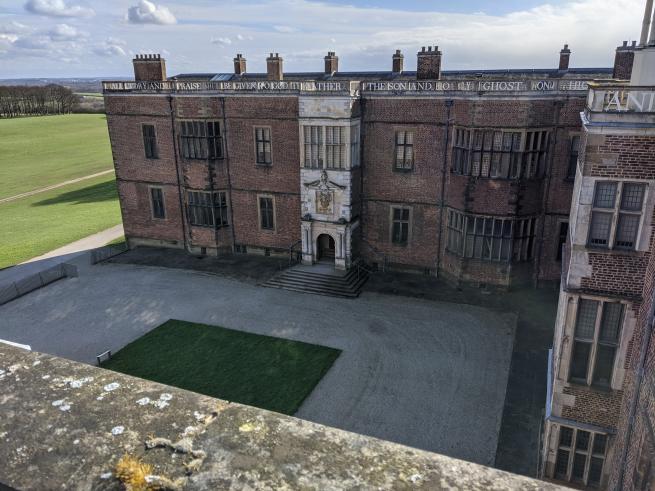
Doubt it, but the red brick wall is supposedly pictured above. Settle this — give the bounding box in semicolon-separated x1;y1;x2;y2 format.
106;91;588;285
561;385;624;428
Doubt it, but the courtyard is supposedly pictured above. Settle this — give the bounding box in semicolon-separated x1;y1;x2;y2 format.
0;256;515;467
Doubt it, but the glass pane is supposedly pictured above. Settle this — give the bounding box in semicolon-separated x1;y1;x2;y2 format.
615;214;640;249
576;431;591;451
570;341;591;381
572;453;587;481
555;449;570;479
594;182;617;208
592;434;607;455
599;303;623;343
575;300;599;340
592;345;616;387
588;457;604;487
559;427;574;447
589;212;612;247
620;183;645;211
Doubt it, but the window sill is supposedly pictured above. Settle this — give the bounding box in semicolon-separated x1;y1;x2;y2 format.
393;168;414;174
255;163;273;168
585;246;641;256
566;380;614;393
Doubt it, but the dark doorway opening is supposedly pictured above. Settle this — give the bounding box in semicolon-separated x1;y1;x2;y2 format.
317;234;335;262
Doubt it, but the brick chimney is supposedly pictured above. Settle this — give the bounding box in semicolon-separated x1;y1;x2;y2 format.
266;53;283;81
417;46;442;80
324;51;338;76
613;41;637;80
234;54;246;76
392;50;404;74
133;54;166;81
559;44;571;71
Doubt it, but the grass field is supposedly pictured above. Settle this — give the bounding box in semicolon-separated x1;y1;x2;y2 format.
0;114;113;199
101;320;341;415
0;173;121;269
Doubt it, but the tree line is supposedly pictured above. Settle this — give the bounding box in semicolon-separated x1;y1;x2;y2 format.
0;85;80;118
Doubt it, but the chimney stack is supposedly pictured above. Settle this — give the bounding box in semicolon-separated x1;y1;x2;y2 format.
416;45;442;80
559;44;571;71
132;54;166;82
324;51;338;76
392;49;404;74
613;41;637;80
266;53;283;81
234;54;246;76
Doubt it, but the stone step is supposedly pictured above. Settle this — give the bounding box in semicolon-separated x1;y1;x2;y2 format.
262;266;369;298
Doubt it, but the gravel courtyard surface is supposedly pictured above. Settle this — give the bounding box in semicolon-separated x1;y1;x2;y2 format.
0;261;515;466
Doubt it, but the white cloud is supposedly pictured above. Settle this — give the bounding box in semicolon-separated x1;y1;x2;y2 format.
14;35;52;50
127;0;177;25
0;21;31;35
93;38;127;57
24;0;94;18
49;23;77;40
211;36;231;46
273;25;297;33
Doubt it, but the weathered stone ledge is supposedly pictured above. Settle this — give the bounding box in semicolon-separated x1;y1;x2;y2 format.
0;345;563;490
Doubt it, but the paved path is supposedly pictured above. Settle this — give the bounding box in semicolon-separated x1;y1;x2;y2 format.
0;261;515;466
0;169;114;204
0;224;124;288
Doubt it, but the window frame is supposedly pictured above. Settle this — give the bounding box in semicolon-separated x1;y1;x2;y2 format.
451;127;551;179
142;123;159;160
556;221;569;261
186;190;229;228
149;186;165;219
179;120;224;161
446;209;536;263
568;297;624;389
587;180;646;251
258;195;275;231
566;134;580;181
253;126;272;166
390;206;411;245
554;425;608;488
394;130;415;171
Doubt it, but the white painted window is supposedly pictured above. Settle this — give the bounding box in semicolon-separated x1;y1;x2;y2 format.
588;181;646;250
555;425;607;488
569;298;623;388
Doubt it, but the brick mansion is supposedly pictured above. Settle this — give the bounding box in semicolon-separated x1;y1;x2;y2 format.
103;5;655;488
104;43;623;288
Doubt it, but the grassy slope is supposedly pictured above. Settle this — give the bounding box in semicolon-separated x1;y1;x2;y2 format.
0;114;113;199
0;174;121;268
102;320;341;415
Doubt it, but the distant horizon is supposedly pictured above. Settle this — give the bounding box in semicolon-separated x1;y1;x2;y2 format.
0;0;643;78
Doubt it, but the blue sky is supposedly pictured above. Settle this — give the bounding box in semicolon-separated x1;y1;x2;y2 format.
0;0;644;78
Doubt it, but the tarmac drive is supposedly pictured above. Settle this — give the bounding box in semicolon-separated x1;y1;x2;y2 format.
0;260;515;466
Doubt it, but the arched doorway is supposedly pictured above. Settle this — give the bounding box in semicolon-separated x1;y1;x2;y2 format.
317;234;336;262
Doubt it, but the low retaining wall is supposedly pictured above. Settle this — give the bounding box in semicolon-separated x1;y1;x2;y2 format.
90;243;128;265
0;263;77;306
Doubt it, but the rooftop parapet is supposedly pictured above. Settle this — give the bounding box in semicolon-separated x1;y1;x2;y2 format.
102;76;595;97
0;344;565;490
584;81;655;126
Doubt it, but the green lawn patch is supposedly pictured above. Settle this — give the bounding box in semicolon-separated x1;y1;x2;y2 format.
0;114;113;199
0;173;121;268
101;320;341;415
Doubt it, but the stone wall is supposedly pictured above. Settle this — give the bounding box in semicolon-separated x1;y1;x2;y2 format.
0;345;565;491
